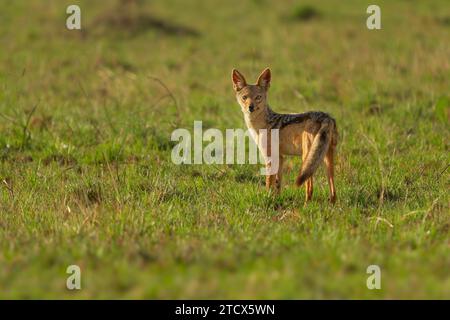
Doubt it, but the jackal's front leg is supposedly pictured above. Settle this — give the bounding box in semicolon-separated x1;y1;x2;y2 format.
275;156;284;193
265;170;277;192
265;155;282;193
260;128;280;193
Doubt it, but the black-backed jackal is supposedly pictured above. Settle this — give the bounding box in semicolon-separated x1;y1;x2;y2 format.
231;68;338;203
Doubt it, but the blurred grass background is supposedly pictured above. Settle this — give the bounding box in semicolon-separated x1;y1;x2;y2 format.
0;0;449;298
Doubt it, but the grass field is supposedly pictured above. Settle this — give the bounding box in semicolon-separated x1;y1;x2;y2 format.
0;0;449;299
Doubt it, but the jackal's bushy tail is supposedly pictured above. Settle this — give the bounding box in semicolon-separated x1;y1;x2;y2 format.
296;118;336;186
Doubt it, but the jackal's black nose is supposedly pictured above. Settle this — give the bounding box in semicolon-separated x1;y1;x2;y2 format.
248;104;255;112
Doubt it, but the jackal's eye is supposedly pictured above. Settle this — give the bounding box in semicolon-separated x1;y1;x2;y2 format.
255;95;262;101
242;95;248;101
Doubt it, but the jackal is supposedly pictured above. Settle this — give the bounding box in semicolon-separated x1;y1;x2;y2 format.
231;68;338;203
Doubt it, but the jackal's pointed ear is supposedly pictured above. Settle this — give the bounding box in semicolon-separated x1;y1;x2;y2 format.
256;68;271;90
232;69;247;91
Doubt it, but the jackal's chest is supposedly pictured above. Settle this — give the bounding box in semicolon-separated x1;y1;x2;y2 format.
244;117;265;147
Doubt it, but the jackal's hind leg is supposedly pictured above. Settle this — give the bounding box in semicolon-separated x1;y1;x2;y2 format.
301;133;313;202
306;177;313;201
324;145;336;203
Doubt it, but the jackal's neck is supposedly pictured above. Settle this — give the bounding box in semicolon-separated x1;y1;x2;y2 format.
244;104;271;131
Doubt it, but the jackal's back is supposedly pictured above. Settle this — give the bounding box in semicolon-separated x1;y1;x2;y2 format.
267;109;337;142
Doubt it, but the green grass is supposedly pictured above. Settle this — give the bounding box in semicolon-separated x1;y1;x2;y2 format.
0;0;449;299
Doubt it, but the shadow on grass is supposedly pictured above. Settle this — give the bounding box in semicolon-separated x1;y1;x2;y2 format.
91;4;200;38
289;5;321;22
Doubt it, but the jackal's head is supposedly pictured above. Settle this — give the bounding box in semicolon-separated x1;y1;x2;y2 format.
231;68;271;118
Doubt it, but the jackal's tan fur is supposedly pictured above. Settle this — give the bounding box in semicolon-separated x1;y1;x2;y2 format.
232;68;338;203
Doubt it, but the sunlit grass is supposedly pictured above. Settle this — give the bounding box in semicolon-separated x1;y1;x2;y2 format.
0;0;449;299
